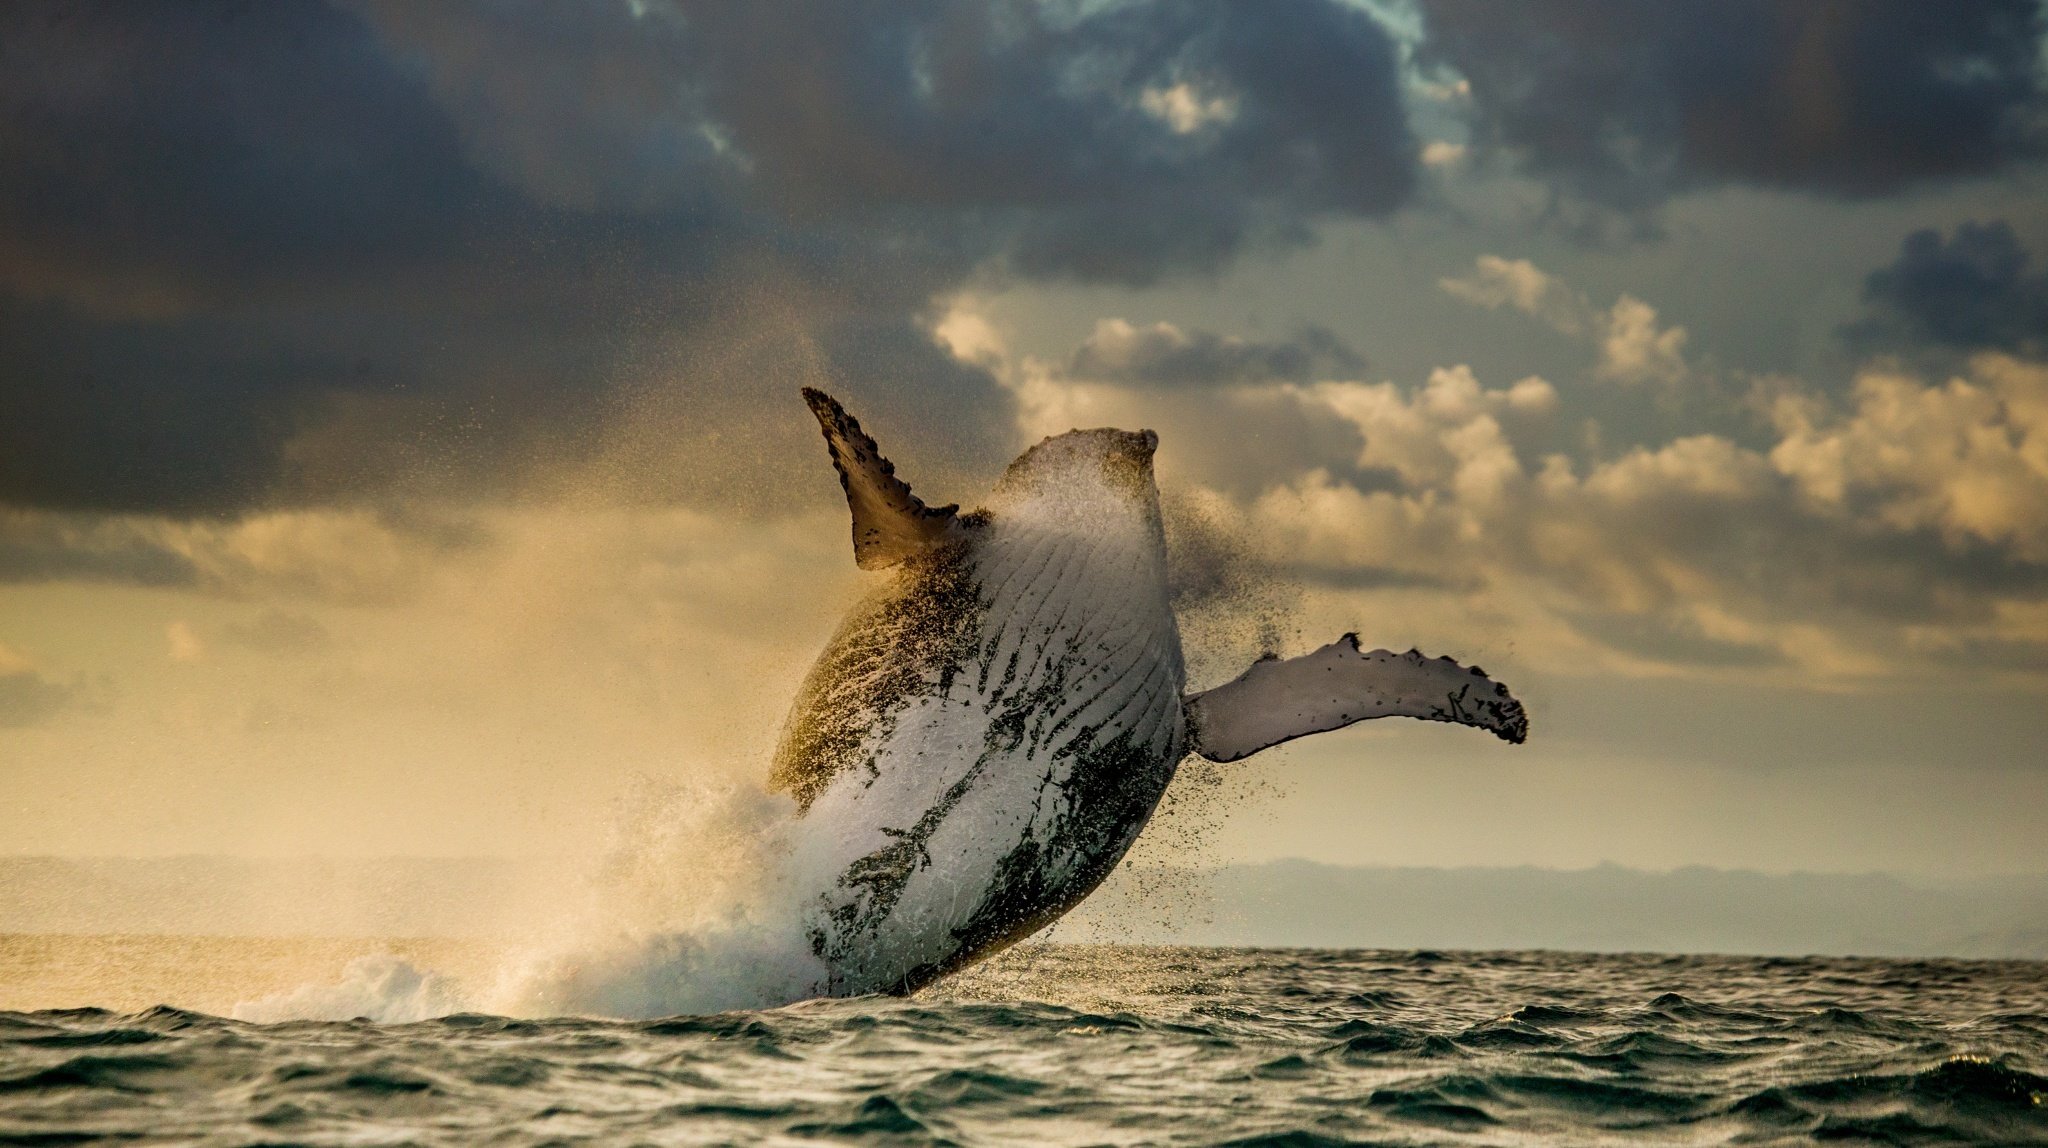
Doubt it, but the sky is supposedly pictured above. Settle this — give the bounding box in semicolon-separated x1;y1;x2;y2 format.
2;0;2046;879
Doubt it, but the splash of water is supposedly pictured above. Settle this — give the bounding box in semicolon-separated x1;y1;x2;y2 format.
487;776;826;1018
231;483;1296;1023
232;954;465;1024
235;775;829;1022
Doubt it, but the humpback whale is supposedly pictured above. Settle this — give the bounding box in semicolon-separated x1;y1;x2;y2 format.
776;389;1527;997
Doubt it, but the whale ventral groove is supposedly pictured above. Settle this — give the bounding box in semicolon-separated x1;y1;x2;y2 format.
769;539;985;813
771;388;1529;999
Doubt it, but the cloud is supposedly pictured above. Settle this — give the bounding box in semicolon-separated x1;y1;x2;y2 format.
1771;354;2048;562
1848;221;2048;356
1419;141;1467;168
0;643;74;728
0;0;1418;516
1598;296;1690;386
0;670;71;728
1307;366;1557;503
1302;354;2048;676
0;508;200;586
0;506;485;605
1005;366;1373;498
225;609;331;656
1439;256;1590;333
0;1;705;513
986;311;2048;681
165;621;205;663
657;0;1416;270
1440;257;1690;383
1140;83;1238;136
1418;0;2048;211
981;311;1392;498
1068;319;1362;387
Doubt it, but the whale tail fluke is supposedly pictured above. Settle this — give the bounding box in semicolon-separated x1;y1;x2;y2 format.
801;388;966;570
1183;634;1528;762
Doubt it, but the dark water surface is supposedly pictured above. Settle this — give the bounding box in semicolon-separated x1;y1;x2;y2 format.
3;946;2045;1146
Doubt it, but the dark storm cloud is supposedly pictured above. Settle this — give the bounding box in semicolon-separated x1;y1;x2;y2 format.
1418;0;2048;211
0;0;1416;519
1847;221;2048;357
0;0;739;513
1069;321;1363;386
664;0;1415;280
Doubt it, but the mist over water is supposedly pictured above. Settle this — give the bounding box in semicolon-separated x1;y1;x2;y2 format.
484;778;821;1021
215;480;1303;1024
230;776;819;1023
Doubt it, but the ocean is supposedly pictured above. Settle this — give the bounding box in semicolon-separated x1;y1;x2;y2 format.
3;940;2044;1146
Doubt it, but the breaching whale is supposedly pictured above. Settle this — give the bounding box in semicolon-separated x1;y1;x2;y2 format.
775;389;1527;997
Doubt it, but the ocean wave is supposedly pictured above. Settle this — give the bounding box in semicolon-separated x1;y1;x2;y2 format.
1;947;2043;1146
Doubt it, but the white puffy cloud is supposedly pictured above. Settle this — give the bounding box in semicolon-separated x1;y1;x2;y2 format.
1440;256;1692;384
1419;140;1468;167
962;308;2048;684
1771;354;2048;561
1597;295;1690;385
165;621;206;663
1307;366;1556;507
1439;255;1591;334
1138;83;1238;135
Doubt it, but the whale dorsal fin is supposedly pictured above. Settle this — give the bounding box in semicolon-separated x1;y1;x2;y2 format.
802;388;963;570
1184;634;1528;761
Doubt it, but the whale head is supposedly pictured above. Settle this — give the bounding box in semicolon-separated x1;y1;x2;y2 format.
988;427;1161;519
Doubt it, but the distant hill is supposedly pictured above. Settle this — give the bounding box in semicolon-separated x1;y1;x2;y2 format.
1063;860;2048;959
3;855;2046;958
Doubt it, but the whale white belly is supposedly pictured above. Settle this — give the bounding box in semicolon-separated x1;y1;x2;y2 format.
783;517;1185;994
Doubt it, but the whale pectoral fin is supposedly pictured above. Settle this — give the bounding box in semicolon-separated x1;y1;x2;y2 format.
802;388;964;570
1183;634;1528;762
